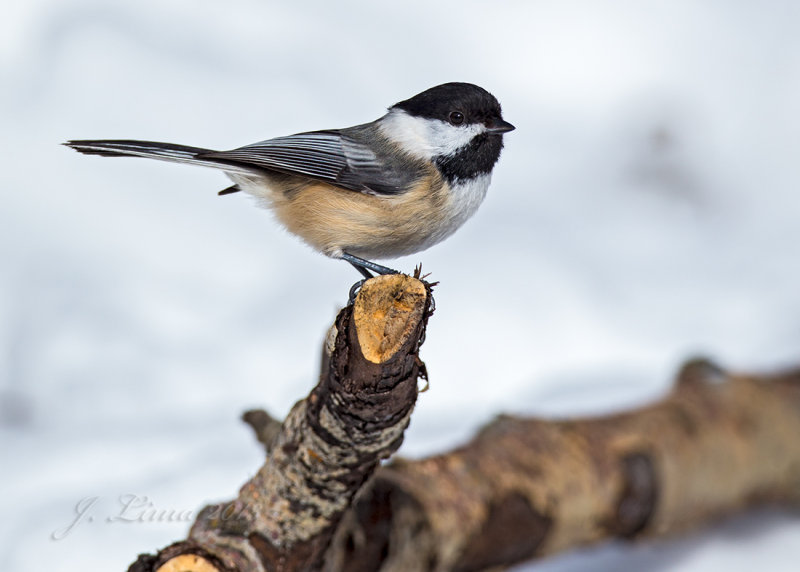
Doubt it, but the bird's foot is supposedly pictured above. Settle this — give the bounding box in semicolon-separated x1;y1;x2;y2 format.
341;252;400;279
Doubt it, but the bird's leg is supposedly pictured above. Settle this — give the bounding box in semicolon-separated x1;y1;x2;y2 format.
342;253;401;304
347;260;374;280
341;252;400;277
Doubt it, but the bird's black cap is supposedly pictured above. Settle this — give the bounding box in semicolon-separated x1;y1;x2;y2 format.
391;82;509;129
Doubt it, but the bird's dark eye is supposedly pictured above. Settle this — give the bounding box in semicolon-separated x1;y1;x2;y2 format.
449;111;464;125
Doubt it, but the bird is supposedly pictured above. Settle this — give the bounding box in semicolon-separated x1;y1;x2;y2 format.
65;82;515;278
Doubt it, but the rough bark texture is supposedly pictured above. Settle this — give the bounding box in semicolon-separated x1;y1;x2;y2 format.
126;274;800;571
325;359;800;571
129;274;432;572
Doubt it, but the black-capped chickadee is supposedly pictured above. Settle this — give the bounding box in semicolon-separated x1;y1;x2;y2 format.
66;82;514;277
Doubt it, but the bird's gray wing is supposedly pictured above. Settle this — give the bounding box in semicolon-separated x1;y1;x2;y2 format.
198;129;415;196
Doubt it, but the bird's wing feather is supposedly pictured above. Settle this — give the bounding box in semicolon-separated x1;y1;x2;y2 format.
199;130;414;195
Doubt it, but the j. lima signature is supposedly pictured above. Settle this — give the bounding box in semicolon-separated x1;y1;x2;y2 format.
51;495;240;540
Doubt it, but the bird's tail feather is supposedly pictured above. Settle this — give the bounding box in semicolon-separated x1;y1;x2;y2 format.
64;139;264;176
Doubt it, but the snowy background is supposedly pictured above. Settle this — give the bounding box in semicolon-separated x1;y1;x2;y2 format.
2;0;799;570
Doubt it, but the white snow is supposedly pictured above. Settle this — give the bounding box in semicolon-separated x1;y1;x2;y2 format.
2;1;799;570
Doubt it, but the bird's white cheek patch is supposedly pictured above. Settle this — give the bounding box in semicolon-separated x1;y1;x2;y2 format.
379;109;485;159
426;120;485;157
379;110;435;159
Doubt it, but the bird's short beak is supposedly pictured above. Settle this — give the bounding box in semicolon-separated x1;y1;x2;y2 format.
486;119;516;134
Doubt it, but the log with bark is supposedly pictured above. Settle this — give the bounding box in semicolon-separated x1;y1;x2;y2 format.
127;275;800;572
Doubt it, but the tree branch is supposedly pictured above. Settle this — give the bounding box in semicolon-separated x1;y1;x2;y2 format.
325;359;800;571
129;274;433;572
126;274;800;571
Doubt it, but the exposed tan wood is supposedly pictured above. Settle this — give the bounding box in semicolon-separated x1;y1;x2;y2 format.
353;274;428;364
154;554;219;572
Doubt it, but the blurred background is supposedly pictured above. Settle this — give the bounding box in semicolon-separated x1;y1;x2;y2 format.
1;1;799;570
